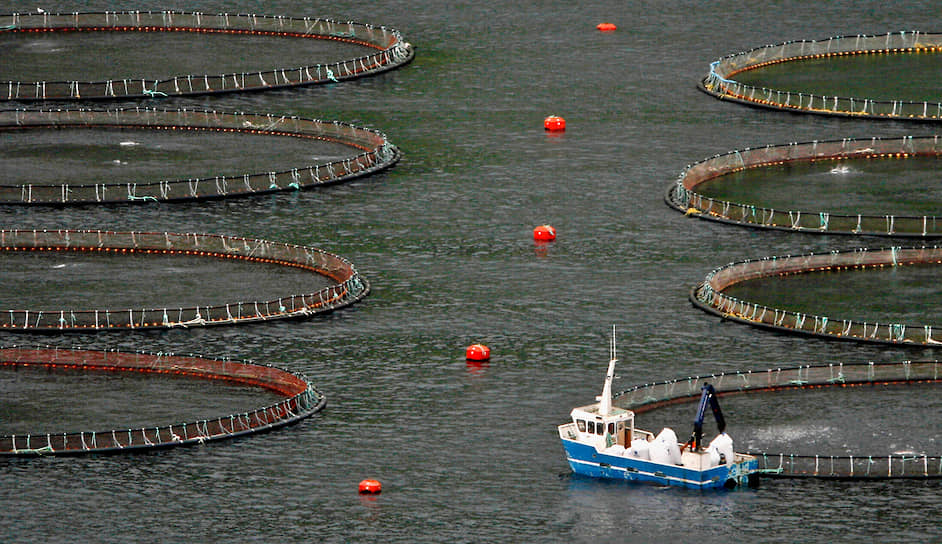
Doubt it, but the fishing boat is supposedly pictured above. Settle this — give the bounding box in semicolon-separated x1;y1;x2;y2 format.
558;330;759;489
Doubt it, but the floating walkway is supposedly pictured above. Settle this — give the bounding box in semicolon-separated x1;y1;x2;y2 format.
0;10;414;100
702;31;942;121
666;135;942;237
0;229;369;331
0;108;400;204
615;360;942;478
0;346;325;456
691;246;942;347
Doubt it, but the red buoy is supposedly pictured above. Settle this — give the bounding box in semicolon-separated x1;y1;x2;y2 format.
544;115;566;132
596;22;617;32
465;344;491;361
533;225;557;242
359;479;382;494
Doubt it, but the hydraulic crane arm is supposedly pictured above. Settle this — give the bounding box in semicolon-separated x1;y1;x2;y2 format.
688;383;725;451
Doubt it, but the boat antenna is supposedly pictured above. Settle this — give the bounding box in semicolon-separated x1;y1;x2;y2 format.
598;325;617;416
611;324;616;362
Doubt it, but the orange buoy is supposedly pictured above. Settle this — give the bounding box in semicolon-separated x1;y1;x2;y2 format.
543;115;566;132
465;343;491;361
533;225;557;242
359;479;382;494
596;22;617;32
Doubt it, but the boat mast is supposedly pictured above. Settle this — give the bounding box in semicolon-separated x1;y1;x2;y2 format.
598;326;616;416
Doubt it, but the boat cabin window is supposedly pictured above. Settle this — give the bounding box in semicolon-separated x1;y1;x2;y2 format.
576;420;586;432
608;423;615;435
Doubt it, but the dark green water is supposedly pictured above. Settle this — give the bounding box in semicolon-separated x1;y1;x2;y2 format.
0;1;940;543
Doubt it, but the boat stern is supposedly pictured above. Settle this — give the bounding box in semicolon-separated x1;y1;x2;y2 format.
724;453;760;489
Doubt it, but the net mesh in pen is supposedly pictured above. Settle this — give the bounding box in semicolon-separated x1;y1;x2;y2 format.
666;135;942;237
0;10;414;100
0;107;400;204
0;346;325;456
692;246;942;347
702;30;942;121
0;229;369;331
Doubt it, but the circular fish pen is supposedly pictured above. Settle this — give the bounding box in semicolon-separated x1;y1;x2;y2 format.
0;107;399;204
701;31;942;121
0;229;369;331
0;346;325;456
614;360;942;479
0;10;414;101
691;246;942;347
666;136;942;237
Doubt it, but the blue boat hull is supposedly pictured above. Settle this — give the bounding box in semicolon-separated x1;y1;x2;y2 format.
561;438;758;489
